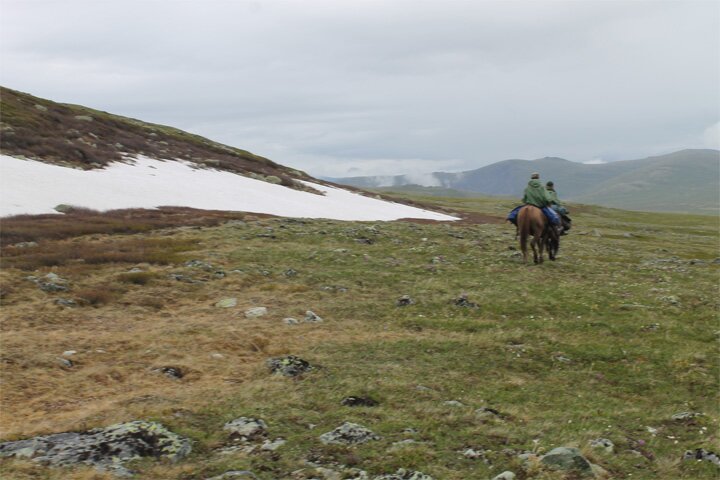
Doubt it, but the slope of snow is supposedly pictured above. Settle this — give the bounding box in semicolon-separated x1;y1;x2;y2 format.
0;155;458;221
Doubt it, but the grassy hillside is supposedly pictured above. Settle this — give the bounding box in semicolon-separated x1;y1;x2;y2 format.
0;87;313;189
0;196;718;479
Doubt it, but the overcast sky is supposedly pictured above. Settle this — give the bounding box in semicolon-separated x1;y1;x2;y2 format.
1;0;719;177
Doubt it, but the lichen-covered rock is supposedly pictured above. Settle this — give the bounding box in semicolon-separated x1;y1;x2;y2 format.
245;306;268;318
0;421;191;476
373;469;434;480
491;472;516;480
683;448;720;466
319;422;380;445
215;298;237;308
672;411;703;421
206;471;259;480
305;310;323;322
540;447;593;473
267;355;312;377
223;417;267;440
589;438;614;453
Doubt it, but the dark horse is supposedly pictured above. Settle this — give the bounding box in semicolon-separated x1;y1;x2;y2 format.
517;205;559;264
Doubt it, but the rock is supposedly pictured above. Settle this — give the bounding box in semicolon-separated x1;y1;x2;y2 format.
34;104;48;111
319;422;380;445
284;268;298;277
57;357;74;368
155;366;183;379
170;274;203;284
341;396;379;407
443;400;465;407
671;411;703;421
305;310;323;322
267;355;312;377
591;229;602;237
206;471;259;480
462;448;485;459
62;350;77;357
283;317;300;325
315;467;343;480
491;472;516;480
12;241;38;248
396;295;414;307
683;448;720;466
373;469;434;480
589;438;614;453
223;417;267;440
39;282;68;293
0;420;191;476
260;438;285;451
54;204;75;213
641;323;660;331
540;447;593;473
454;294;478;308
54;298;77;307
475;407;502;419
210;353;225;359
186;259;214;270
74;115;93;122
245;306;268;318
215;298;237;308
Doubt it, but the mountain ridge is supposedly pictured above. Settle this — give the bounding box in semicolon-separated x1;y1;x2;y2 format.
331;149;720;214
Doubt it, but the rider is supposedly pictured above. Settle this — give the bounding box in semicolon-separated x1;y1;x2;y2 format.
507;173;561;231
545;181;571;235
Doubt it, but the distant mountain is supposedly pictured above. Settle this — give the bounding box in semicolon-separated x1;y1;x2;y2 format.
332;150;720;214
0;87;457;221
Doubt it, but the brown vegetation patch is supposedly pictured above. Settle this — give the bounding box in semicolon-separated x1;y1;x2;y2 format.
1;236;195;270
0;206;260;246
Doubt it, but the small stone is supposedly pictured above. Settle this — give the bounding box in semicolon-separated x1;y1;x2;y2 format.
215;298;237;308
267;355;312;377
553;355;572;363
683;448;720;466
260;438;285;451
591;229;602;237
74;115;93;121
462;448;484;459
315;467;343;480
454;294;478;308
62;350;77;357
34;104;48;111
373;469;434;480
671;411;703;421
283;317;300;325
245;307;268;318
589;438;614;453
475;407;502;419
12;241;38;248
155;366;183;379
319;422;379;445
443;400;465;407
205;471;259;480
57;357;74;368
304;310;323;322
341;396;379;407
223;417;267;440
492;472;516;480
54;298;77;307
397;295;414;307
284;268;298;277
210;353;225;359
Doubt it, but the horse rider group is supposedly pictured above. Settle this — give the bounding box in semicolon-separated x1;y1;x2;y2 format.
507;173;572;235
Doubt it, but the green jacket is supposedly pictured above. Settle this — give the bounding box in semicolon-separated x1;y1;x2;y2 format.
522;180;550;208
546;188;563;206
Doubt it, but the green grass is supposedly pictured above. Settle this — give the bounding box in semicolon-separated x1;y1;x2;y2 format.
1;196;718;479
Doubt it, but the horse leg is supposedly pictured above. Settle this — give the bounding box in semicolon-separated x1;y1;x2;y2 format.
536;231;544;264
530;235;539;264
519;228;529;264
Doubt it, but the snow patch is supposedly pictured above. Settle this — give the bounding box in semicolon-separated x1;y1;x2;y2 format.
0;155;458;221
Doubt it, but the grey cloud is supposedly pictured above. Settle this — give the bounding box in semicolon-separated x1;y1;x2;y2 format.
1;0;718;176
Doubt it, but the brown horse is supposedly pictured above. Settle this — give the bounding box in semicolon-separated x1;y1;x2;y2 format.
517;205;550;264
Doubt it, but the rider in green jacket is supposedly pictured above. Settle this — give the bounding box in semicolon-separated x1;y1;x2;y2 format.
522;173;551;208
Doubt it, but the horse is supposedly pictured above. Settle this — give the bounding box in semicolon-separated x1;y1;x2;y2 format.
517;205;557;264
